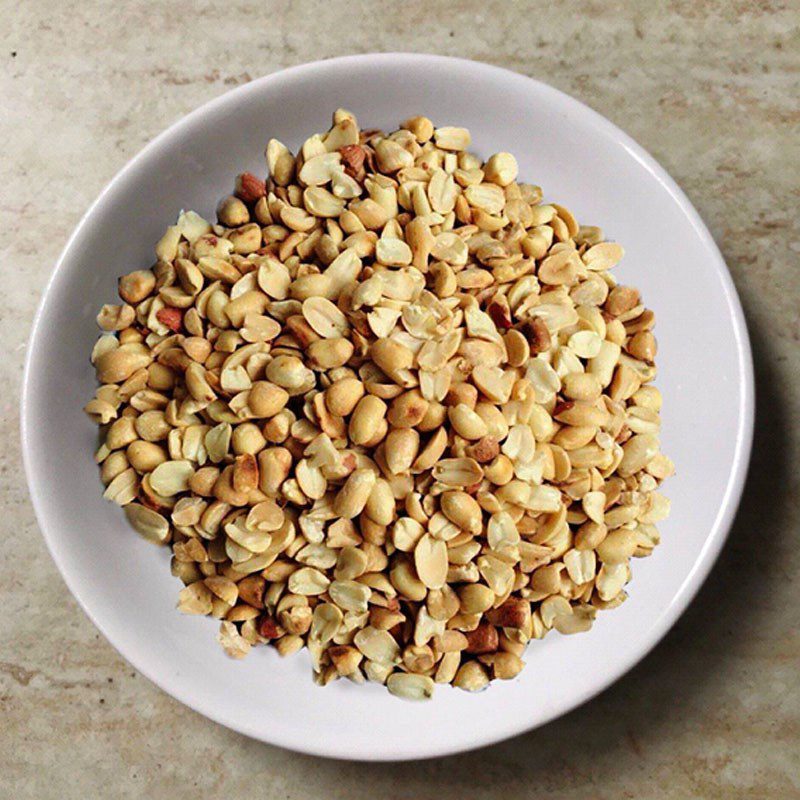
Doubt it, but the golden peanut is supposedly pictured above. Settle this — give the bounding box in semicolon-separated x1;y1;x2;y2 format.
400;115;434;143
561;372;603;402
445;382;479;410
224;291;268;328
286;314;321;347
632;385;662;411
181;337;211;364
575;520;608;550
474;402;509;439
365;478;396;526
390;558;427;602
618;433;660;476
248;382;289;418
263;410;293;443
492;651;525;680
95;344;152;384
231;423;266;455
333;469;377;519
483;152;518;186
458;583;495;614
118;270;156;304
147;363;175;391
307;337;354;370
554;401;608;428
350;198;388;230
265;355;313;391
184;362;216;404
504;329;529;368
370;339;413;376
606;285;640;316
627;330;657;362
440;491;482;535
426;585;460;622
325;378;364;417
213;464;249;506
227;223;262;254
553;425;597;451
387;390;429;429
257;447;292;496
232;454;259;494
105;416;138;450
97;303;136;331
361;516;387;547
188;466;219;497
448;404;489;440
412;427;448;472
596;529;637;564
334;546;369;582
135;410;171;442
610;363;642;403
349;395;387;445
126;440;167;472
217;194;250;226
417;400;447;432
453;660;489;692
100;451;129;484
384;428;420;475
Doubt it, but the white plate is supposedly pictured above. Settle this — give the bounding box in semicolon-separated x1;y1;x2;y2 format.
21;54;754;761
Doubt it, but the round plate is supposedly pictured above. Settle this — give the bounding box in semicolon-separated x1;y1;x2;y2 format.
21;54;753;761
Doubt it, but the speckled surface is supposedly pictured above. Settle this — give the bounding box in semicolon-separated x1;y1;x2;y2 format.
2;1;799;797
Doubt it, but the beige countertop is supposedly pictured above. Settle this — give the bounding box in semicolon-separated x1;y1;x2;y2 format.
2;1;798;797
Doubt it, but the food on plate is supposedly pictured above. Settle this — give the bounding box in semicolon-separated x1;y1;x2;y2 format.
84;110;672;698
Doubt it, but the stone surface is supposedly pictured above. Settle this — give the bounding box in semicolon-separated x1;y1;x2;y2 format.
2;1;798;797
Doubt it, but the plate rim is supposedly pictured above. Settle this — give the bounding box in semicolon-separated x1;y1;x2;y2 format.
21;52;755;761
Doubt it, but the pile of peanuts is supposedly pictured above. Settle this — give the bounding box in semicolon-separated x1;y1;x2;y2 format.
85;111;672;698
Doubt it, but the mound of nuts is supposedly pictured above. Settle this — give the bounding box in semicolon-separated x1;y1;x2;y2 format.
85;110;673;699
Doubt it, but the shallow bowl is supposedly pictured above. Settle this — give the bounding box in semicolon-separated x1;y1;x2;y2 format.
22;53;754;761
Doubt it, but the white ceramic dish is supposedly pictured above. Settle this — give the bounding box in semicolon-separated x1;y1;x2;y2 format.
21;53;754;761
